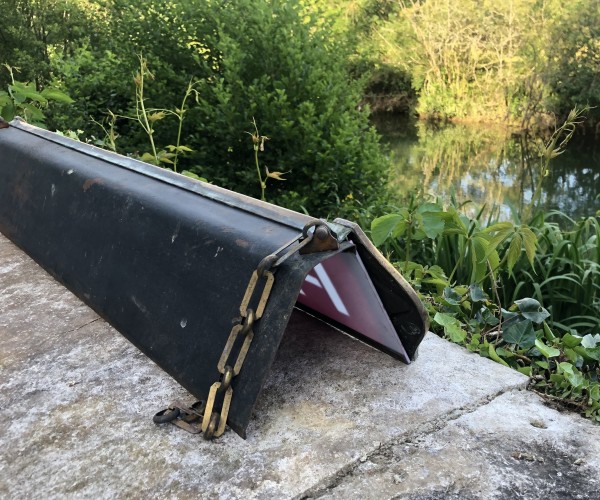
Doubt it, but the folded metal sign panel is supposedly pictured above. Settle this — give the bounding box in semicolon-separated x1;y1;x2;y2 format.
0;119;428;438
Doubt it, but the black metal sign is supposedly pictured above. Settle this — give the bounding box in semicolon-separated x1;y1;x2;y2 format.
0;119;427;438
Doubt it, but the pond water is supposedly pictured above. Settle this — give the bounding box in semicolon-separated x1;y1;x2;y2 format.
373;114;600;221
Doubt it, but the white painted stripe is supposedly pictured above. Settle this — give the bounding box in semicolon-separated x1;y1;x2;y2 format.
304;274;321;287
313;264;350;316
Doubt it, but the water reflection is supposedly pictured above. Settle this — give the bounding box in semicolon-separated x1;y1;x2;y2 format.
374;115;600;220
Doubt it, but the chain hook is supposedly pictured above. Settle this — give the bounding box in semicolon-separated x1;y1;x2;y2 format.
257;254;278;277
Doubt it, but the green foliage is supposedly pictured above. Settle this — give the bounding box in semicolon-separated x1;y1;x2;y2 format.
545;0;600;124
394;0;562;124
329;0;600;128
181;0;387;215
502;212;600;334
246;118;286;202
105;55;196;173
4;0;389;216
371;108;598;420
0;0;103;88
372;196;600;420
0;64;73;126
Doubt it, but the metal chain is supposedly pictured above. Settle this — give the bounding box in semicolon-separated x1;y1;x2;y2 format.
155;220;329;440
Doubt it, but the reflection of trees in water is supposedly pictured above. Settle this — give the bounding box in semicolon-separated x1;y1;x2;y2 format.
542;148;600;218
380;117;600;219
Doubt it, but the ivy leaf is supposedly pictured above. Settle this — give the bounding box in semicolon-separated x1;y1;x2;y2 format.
535;339;561;358
442;287;462;306
469;284;486;303
488;343;510;366
561;333;583;348
502;320;536;349
517;366;532;376
558;362;585;388
433;312;467;343
581;334;600;349
477;306;499;326
514;298;550;323
543;321;557;341
582;347;600;361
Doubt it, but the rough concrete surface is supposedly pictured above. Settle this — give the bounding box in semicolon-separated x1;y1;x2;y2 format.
0;233;599;499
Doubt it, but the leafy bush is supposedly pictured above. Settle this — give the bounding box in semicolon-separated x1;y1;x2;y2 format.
38;0;389;216
0;65;73;127
181;0;388;215
371;200;600;421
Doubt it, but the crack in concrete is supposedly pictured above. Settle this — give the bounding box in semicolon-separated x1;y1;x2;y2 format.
296;383;528;500
59;317;101;336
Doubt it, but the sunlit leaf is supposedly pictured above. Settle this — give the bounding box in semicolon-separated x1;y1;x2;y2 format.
40;88;74;104
561;333;583;348
433;312;466;343
535;339;560;358
520;226;537;266
181;170;207;182
581;334;600;349
488;343;509;366
265;167;286;181
558;362;584;388
148;111;166;122
507;234;522;274
371;214;405;247
420;211;445;238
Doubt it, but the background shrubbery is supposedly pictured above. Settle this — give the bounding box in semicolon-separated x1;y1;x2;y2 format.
1;0;389;216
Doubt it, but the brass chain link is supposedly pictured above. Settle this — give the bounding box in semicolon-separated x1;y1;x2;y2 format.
153;220;337;439
200;221;325;439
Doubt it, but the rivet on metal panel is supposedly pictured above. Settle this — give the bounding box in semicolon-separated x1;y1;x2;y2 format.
300;221;339;254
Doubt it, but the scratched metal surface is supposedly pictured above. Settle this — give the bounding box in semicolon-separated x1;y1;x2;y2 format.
0;120;426;436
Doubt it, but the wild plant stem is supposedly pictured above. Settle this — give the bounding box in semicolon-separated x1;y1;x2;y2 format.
404;224;412;273
254;146;265;201
173;82;193;173
488;260;504;333
137;57;158;165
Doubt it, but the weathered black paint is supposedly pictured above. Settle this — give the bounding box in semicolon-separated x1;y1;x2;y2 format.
0;119;427;437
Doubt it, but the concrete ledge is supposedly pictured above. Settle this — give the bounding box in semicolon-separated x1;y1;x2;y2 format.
1;233;597;499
